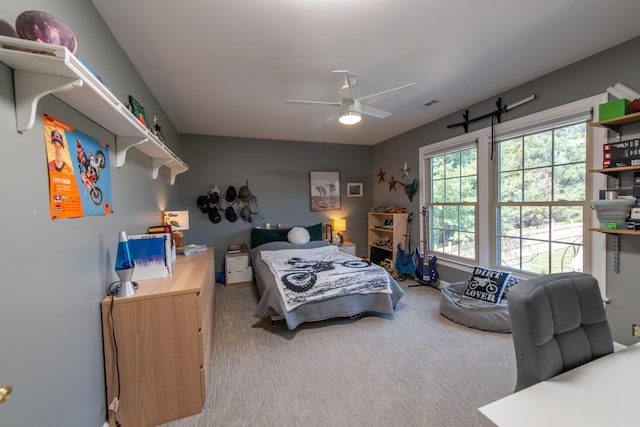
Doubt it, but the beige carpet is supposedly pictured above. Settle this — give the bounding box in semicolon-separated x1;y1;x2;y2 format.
160;279;515;427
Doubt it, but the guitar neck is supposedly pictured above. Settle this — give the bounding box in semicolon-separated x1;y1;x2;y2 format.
422;207;428;257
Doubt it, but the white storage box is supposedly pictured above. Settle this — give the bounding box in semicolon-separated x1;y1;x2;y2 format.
225;253;253;285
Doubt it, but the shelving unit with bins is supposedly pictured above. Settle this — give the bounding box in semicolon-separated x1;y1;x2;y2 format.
0;35;187;184
589;113;640;236
368;211;408;273
589;112;640;272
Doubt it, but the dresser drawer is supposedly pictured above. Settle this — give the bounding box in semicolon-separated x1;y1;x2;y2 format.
196;260;214;328
227;266;253;285
226;254;249;269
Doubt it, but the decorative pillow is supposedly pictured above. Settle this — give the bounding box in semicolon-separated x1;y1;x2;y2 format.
305;223;323;241
463;266;511;304
287;227;310;245
501;276;526;300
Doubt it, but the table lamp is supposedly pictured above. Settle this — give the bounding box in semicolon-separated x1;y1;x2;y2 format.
163;210;189;247
333;218;347;244
115;231;137;298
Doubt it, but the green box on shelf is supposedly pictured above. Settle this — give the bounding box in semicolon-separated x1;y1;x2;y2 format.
600;221;627;230
598;99;631;121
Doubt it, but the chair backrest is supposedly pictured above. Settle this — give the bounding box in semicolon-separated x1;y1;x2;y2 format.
507;272;613;392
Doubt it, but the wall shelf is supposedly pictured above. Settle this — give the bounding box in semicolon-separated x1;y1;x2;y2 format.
588;165;640;178
589;227;640;236
590;111;640;131
0;35;187;185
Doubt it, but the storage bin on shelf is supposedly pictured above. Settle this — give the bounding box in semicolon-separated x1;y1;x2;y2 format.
591;199;636;229
598;99;631;121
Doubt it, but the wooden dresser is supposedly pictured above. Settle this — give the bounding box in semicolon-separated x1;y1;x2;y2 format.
101;247;215;427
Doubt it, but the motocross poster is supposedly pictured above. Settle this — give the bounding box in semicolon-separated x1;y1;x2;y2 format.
44;114;113;219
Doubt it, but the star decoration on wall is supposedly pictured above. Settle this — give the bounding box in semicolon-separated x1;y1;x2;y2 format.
377;168;386;183
401;161;411;178
388;175;398;191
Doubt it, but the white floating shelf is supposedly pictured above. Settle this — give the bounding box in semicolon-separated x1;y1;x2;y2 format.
0;35;188;184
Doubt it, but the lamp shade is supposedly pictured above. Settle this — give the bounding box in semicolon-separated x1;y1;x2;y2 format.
338;111;361;125
163;210;189;230
115;231;136;298
333;218;347;233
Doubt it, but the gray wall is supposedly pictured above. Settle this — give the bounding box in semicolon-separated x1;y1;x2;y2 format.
0;1;184;426
372;36;640;346
1;1;640;426
178;135;373;271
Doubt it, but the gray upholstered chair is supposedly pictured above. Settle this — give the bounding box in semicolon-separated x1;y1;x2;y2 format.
507;272;613;392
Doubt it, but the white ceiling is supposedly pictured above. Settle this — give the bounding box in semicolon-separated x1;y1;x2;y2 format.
91;0;640;146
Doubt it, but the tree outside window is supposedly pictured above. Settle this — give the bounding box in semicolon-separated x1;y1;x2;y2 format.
496;123;586;274
428;147;477;261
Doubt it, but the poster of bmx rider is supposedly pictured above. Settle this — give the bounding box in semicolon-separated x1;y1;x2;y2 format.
44;114;113;219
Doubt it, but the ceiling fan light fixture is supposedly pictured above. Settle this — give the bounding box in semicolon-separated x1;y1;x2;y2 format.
338;111;361;125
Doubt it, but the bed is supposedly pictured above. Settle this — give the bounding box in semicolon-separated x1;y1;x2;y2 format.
250;224;405;330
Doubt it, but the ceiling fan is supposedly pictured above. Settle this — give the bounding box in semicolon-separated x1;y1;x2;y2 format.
285;70;418;125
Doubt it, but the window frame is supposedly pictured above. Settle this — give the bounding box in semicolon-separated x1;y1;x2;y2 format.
423;141;480;264
419;94;609;296
493;122;589;275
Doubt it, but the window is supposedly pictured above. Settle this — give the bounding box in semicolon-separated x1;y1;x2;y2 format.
420;95;607;285
496;123;586;274
428;146;478;262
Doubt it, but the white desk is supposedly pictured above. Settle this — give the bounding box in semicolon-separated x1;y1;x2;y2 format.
478;343;640;427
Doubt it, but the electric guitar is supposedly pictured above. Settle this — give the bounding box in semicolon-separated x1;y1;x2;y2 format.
396;213;417;276
415;206;439;283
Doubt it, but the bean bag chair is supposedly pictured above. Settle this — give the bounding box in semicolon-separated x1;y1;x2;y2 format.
439;280;511;333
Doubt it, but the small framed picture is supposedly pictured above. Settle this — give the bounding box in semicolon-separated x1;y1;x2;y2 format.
346;182;363;197
128;95;148;128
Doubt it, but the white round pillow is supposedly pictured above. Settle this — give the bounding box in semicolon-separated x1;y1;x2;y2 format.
287;227;310;245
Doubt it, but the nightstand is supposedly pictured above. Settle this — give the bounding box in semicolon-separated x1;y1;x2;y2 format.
337;241;356;256
225;252;253;285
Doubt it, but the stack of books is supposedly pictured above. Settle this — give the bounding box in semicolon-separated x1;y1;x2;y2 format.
177;244;207;256
227;243;248;254
148;224;172;234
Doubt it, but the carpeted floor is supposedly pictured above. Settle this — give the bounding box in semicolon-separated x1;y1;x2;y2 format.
160;279;516;427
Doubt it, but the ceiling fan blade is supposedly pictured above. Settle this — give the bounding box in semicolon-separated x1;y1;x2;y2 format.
285;99;340;106
332;70;357;102
361;104;391;119
286;70;404;122
358;82;418;105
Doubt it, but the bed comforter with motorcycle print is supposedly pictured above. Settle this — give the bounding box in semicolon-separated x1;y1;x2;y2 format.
260;245;391;311
251;241;404;330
